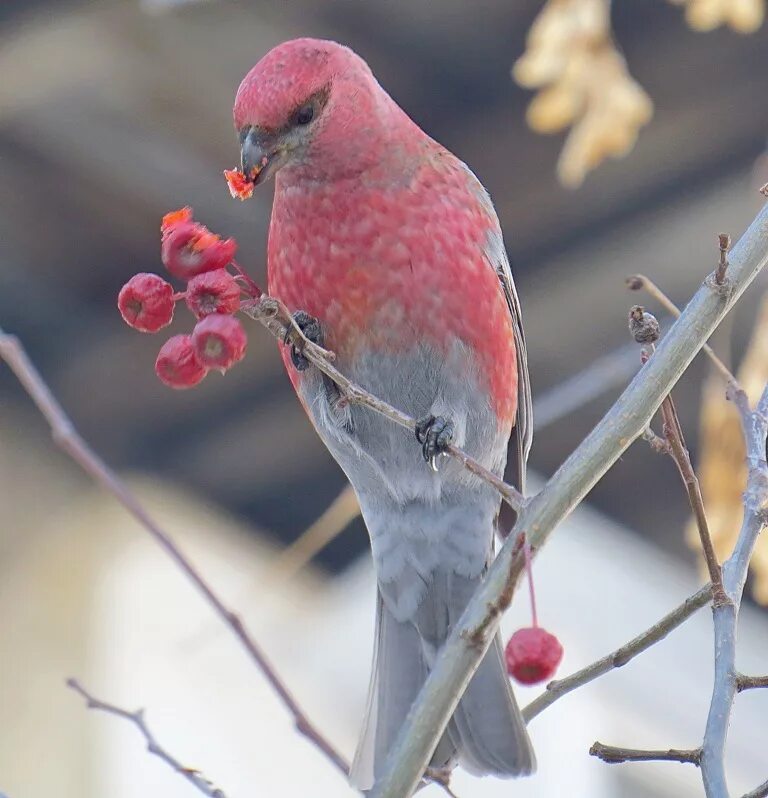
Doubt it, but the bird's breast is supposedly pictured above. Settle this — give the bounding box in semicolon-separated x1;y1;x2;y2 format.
267;171;518;422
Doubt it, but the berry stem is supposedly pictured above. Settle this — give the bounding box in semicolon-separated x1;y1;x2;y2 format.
230;259;263;298
524;539;538;628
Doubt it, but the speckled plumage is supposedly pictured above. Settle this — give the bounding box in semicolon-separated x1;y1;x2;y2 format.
235;38;534;789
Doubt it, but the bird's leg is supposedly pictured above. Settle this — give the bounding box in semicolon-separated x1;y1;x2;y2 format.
285;310;322;371
285;310;353;432
415;415;454;472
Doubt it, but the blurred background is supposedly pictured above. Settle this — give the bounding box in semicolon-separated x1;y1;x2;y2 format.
2;1;768;796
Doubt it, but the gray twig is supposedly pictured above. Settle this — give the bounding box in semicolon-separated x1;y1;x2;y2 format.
742;778;768;798
67;679;226;797
700;383;768;798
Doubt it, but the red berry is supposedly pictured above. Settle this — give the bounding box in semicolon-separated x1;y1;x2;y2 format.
505;627;563;685
118;273;175;333
155;334;209;389
224;168;255;201
192;314;247;372
185;268;242;319
161;221;237;281
161;206;193;234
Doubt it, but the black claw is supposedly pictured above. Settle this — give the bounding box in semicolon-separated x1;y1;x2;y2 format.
415;415;454;471
287;310;323;371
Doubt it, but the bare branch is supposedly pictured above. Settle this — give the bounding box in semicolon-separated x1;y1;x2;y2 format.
369;201;768;798
736;675;768;693
589;742;701;766
242;296;523;513
627;273;736;385
700;381;768;798
743;778;768;798
658;392;726;603
67;679;226;798
716;233;731;286
523;584;712;722
0;329;350;779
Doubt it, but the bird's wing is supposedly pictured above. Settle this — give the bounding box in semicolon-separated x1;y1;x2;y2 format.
467;171;532;496
493;238;532;496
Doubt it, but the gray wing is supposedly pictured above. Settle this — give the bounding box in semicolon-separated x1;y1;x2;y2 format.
494;243;532;496
465;169;532;495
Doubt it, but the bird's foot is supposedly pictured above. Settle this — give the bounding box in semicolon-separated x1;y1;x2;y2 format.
285;310;322;371
415;415;454;472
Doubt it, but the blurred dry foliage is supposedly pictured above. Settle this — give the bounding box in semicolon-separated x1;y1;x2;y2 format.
686;293;768;603
514;0;764;187
669;0;765;33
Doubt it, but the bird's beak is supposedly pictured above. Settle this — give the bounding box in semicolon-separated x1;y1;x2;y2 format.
240;127;284;186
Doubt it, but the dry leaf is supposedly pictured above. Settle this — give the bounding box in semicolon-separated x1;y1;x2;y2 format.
670;0;765;33
513;0;652;188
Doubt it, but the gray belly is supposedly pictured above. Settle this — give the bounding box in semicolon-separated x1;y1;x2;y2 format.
298;338;510;619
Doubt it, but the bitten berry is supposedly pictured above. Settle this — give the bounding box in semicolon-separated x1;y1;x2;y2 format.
161;221;237;281
192;314;247;371
118;273;175;333
224;168;256;200
155;334;209;389
185;268;242;319
161;206;193;234
505;627;563;685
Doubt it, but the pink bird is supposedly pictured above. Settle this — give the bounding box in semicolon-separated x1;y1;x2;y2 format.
233;38;535;788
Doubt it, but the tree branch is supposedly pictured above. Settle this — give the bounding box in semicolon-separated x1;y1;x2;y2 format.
658;392;726;603
0;329;350;779
522;583;713;722
626;273;736;384
736;675;768;693
368;201;768;798
67;679;226;797
242;297;523;512
700;382;768;798
589;742;701;766
743;778;768;798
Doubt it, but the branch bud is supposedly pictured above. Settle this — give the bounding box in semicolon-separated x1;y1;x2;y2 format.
628;305;660;344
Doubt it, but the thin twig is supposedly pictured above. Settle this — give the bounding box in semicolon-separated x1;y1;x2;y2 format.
522;584;712;722
67;679;226;797
0;329;350;779
642;426;671;454
627;273;736;385
658;393;726;604
630;309;724;600
700;382;768;798
743;778;768;798
242;296;524;512
716;234;731;286
736;675;768;693
370;202;768;798
589;742;701;766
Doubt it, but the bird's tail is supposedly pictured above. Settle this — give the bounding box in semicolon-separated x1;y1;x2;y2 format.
349;578;535;790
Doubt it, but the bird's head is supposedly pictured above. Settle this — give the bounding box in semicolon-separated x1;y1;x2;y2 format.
233;38;398;186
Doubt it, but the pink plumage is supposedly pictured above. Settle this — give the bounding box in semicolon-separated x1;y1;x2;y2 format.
234;38;534;789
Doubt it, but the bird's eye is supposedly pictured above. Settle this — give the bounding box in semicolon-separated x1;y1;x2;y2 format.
294;104;314;126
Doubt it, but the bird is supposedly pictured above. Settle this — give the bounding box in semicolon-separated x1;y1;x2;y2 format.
233;37;535;790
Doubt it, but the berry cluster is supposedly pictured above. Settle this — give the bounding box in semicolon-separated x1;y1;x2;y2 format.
504;542;564;685
117;207;258;389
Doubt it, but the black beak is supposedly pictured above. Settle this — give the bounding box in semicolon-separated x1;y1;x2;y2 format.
240;127;278;186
